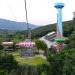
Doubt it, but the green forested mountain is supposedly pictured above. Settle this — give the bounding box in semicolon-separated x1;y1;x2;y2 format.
0;18;38;30
15;20;75;38
31;20;75;38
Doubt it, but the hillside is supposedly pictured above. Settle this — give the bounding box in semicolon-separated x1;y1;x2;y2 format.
15;19;75;39
0;18;38;30
31;20;75;38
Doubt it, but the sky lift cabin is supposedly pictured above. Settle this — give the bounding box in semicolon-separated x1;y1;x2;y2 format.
2;42;14;52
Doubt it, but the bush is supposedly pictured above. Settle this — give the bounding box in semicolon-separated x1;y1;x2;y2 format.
0;55;18;74
47;49;75;75
0;44;4;50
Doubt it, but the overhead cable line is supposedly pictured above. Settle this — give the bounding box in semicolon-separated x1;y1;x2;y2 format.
5;0;18;21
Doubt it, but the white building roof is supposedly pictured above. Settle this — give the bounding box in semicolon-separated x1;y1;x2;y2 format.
46;31;55;36
2;42;13;45
39;31;56;48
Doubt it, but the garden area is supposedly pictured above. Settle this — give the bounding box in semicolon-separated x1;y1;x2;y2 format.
11;51;48;66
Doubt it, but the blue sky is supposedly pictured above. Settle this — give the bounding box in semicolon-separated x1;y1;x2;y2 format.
0;0;75;26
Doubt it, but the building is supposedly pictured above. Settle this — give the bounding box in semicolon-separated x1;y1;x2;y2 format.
39;31;56;48
45;31;56;41
2;42;14;51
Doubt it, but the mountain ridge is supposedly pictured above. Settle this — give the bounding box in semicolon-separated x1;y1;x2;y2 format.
0;18;38;30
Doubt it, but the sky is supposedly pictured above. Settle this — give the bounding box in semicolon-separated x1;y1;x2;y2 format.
0;0;75;26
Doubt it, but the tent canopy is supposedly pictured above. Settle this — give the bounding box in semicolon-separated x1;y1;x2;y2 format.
16;41;35;48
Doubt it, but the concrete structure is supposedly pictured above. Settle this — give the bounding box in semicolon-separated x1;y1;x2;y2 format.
21;49;35;57
54;3;64;38
54;2;65;51
39;31;56;48
45;32;56;41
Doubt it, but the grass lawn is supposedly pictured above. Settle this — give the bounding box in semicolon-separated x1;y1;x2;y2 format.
11;51;49;66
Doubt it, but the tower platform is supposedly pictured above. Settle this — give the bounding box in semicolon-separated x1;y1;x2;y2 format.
54;3;64;8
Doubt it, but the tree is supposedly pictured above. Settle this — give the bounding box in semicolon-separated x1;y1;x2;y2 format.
35;40;47;54
68;31;75;48
13;42;16;51
0;54;18;74
0;44;4;50
47;49;75;75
